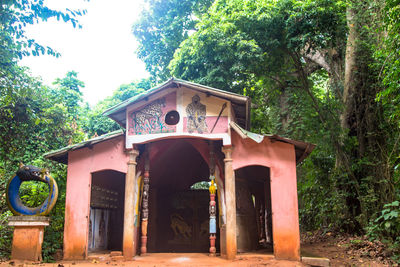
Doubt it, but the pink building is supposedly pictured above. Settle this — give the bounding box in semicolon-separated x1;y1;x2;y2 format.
45;78;314;261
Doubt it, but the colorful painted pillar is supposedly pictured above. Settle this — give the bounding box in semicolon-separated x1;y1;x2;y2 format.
123;148;139;260
208;141;217;256
209;178;217;256
140;150;150;255
222;145;237;260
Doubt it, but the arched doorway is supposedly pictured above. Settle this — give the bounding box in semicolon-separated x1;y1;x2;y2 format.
146;139;218;253
89;170;125;252
234;165;273;253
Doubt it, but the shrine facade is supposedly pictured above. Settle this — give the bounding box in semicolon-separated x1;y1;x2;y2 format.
45;78;314;261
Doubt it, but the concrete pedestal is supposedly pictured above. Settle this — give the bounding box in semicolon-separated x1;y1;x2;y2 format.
8;216;49;262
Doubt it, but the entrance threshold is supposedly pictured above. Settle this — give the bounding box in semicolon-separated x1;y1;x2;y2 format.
83;252;307;266
134;253;275;265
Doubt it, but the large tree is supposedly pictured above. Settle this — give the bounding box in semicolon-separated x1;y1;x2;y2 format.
132;0;213;83
135;0;399;234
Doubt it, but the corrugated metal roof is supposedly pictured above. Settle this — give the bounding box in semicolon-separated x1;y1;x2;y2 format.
230;122;315;164
43;130;124;164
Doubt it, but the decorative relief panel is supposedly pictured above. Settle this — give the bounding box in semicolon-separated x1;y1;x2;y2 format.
186;95;208;134
183;92;229;134
128;92;177;135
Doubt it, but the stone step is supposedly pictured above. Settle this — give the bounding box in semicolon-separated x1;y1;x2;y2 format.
111;255;125;261
110;251;122;257
301;256;330;267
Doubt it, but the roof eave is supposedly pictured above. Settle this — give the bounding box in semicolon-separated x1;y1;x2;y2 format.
230;122;315;164
44;130;124;164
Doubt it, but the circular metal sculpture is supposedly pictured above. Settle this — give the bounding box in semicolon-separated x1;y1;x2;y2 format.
6;165;58;216
165;110;180;125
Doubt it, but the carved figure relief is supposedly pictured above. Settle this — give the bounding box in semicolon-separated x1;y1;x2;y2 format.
199;220;209;237
170;213;192;240
186;95;208;133
131;98;167;134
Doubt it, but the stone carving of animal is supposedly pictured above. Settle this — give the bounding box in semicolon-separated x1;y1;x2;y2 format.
132;98;166;134
7;163;58;216
170;213;192;240
16;163;43;181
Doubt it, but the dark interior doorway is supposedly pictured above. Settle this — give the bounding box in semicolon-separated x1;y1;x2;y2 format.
89;170;125;252
146;140;219;253
235;165;273;253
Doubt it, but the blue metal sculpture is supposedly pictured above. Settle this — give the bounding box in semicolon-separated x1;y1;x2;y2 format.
6;164;58;216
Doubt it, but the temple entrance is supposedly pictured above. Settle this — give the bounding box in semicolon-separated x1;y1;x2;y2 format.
234;166;273;253
146;139;219;253
155;190;210;252
89;170;125;252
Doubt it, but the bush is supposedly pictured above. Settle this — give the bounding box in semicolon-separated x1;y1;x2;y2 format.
367;199;400;262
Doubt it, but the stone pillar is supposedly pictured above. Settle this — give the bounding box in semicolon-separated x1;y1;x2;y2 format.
123;148;139;260
9;216;49;261
222;145;237;260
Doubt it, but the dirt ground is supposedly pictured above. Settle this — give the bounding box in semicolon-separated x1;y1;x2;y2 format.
301;232;397;266
1;233;397;267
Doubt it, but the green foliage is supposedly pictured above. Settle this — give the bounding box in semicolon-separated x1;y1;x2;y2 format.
169;0;346;93
19;181;49;208
51;71;85;117
0;211;13;258
0;0;84;62
0;68;85;261
375;0;400;125
367;199;400;262
41;164;67;262
368;200;400;241
132;0;213;82
191;181;211;190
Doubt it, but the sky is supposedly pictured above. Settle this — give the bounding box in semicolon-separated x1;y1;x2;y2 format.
20;0;149;106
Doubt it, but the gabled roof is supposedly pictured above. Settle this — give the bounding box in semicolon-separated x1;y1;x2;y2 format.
103;78;251;130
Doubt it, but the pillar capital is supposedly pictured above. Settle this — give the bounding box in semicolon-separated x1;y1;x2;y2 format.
127;149;139;165
222;145;233;162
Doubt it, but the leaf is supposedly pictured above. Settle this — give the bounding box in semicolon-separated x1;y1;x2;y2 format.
388;210;398;218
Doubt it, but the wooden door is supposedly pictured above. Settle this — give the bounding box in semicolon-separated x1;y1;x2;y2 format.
155;190;213;252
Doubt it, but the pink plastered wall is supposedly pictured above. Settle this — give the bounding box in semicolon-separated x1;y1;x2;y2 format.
231;131;300;260
63;136;128;259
